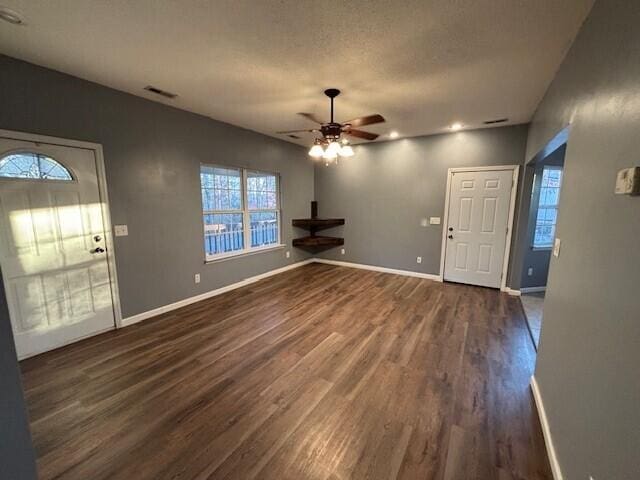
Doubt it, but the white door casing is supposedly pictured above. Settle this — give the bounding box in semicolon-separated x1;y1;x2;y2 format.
442;166;518;289
0;133;119;359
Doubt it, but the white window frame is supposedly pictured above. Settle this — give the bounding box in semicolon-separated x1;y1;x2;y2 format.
532;165;563;250
201;164;282;262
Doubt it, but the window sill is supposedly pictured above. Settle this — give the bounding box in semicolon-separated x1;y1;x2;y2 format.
205;244;286;264
531;246;553;252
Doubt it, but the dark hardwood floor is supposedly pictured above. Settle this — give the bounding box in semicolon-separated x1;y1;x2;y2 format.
20;263;552;480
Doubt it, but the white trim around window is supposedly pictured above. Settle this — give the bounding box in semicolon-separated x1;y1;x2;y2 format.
200;164;282;262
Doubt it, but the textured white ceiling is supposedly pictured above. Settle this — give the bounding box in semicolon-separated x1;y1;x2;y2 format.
0;0;593;145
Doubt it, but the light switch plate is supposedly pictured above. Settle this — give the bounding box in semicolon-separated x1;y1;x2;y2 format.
114;225;128;237
553;238;561;258
429;217;441;225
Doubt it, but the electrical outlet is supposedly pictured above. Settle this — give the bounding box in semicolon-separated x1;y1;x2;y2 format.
528;267;533;276
285;250;290;258
194;273;200;284
341;248;345;255
416;256;422;264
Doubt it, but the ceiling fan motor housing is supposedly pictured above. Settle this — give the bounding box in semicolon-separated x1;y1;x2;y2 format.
321;123;344;140
322;88;343;140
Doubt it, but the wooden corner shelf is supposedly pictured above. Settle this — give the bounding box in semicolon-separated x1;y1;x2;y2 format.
291;218;345;232
292;201;344;252
292;235;344;248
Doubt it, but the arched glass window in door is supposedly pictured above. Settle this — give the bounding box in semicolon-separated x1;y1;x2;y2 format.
0;152;73;180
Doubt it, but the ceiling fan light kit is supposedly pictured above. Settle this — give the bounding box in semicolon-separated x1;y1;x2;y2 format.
339;144;354;157
308;139;325;158
278;88;386;165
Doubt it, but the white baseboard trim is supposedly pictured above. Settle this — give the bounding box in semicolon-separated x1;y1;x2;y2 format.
313;258;442;282
121;259;314;327
502;287;521;296
530;376;563;480
121;257;449;329
521;286;547;294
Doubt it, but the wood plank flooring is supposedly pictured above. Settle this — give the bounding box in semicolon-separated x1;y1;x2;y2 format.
20;263;553;480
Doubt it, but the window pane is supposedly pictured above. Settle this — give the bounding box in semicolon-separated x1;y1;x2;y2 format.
539;186;560;206
200;165;242;211
543;169;562;188
246;171;277;210
249;211;278;248
534;224;555;247
0;153;72;180
203;213;244;255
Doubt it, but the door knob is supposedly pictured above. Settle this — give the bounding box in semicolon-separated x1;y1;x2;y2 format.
448;235;453;239
91;247;105;254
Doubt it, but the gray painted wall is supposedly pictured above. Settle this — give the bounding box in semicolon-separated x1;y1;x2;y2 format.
525;0;640;478
314;125;529;287
0;55;313;318
0;268;38;480
519;145;566;289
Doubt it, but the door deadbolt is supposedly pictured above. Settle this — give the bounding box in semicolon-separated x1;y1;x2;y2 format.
94;235;102;242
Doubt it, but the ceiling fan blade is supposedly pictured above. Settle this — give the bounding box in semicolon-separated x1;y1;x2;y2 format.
344;129;379;141
345;129;379;140
297;112;325;124
343;114;385;128
276;128;319;134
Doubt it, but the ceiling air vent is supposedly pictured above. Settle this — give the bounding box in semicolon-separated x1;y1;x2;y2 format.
144;85;178;99
483;118;508;125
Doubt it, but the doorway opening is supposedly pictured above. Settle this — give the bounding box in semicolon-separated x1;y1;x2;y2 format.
519;136;567;348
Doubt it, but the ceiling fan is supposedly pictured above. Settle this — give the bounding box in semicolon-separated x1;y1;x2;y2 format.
277;88;385;163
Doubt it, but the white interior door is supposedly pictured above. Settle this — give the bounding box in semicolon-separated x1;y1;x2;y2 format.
443;168;515;288
0;137;115;359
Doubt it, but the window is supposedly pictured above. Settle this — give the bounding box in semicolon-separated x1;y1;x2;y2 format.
200;165;280;260
533;166;563;248
0;152;73;180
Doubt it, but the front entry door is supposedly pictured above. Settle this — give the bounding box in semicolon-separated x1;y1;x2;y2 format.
443;168;515;288
0;136;116;359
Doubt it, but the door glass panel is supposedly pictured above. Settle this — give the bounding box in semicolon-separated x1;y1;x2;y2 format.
0;152;73;180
